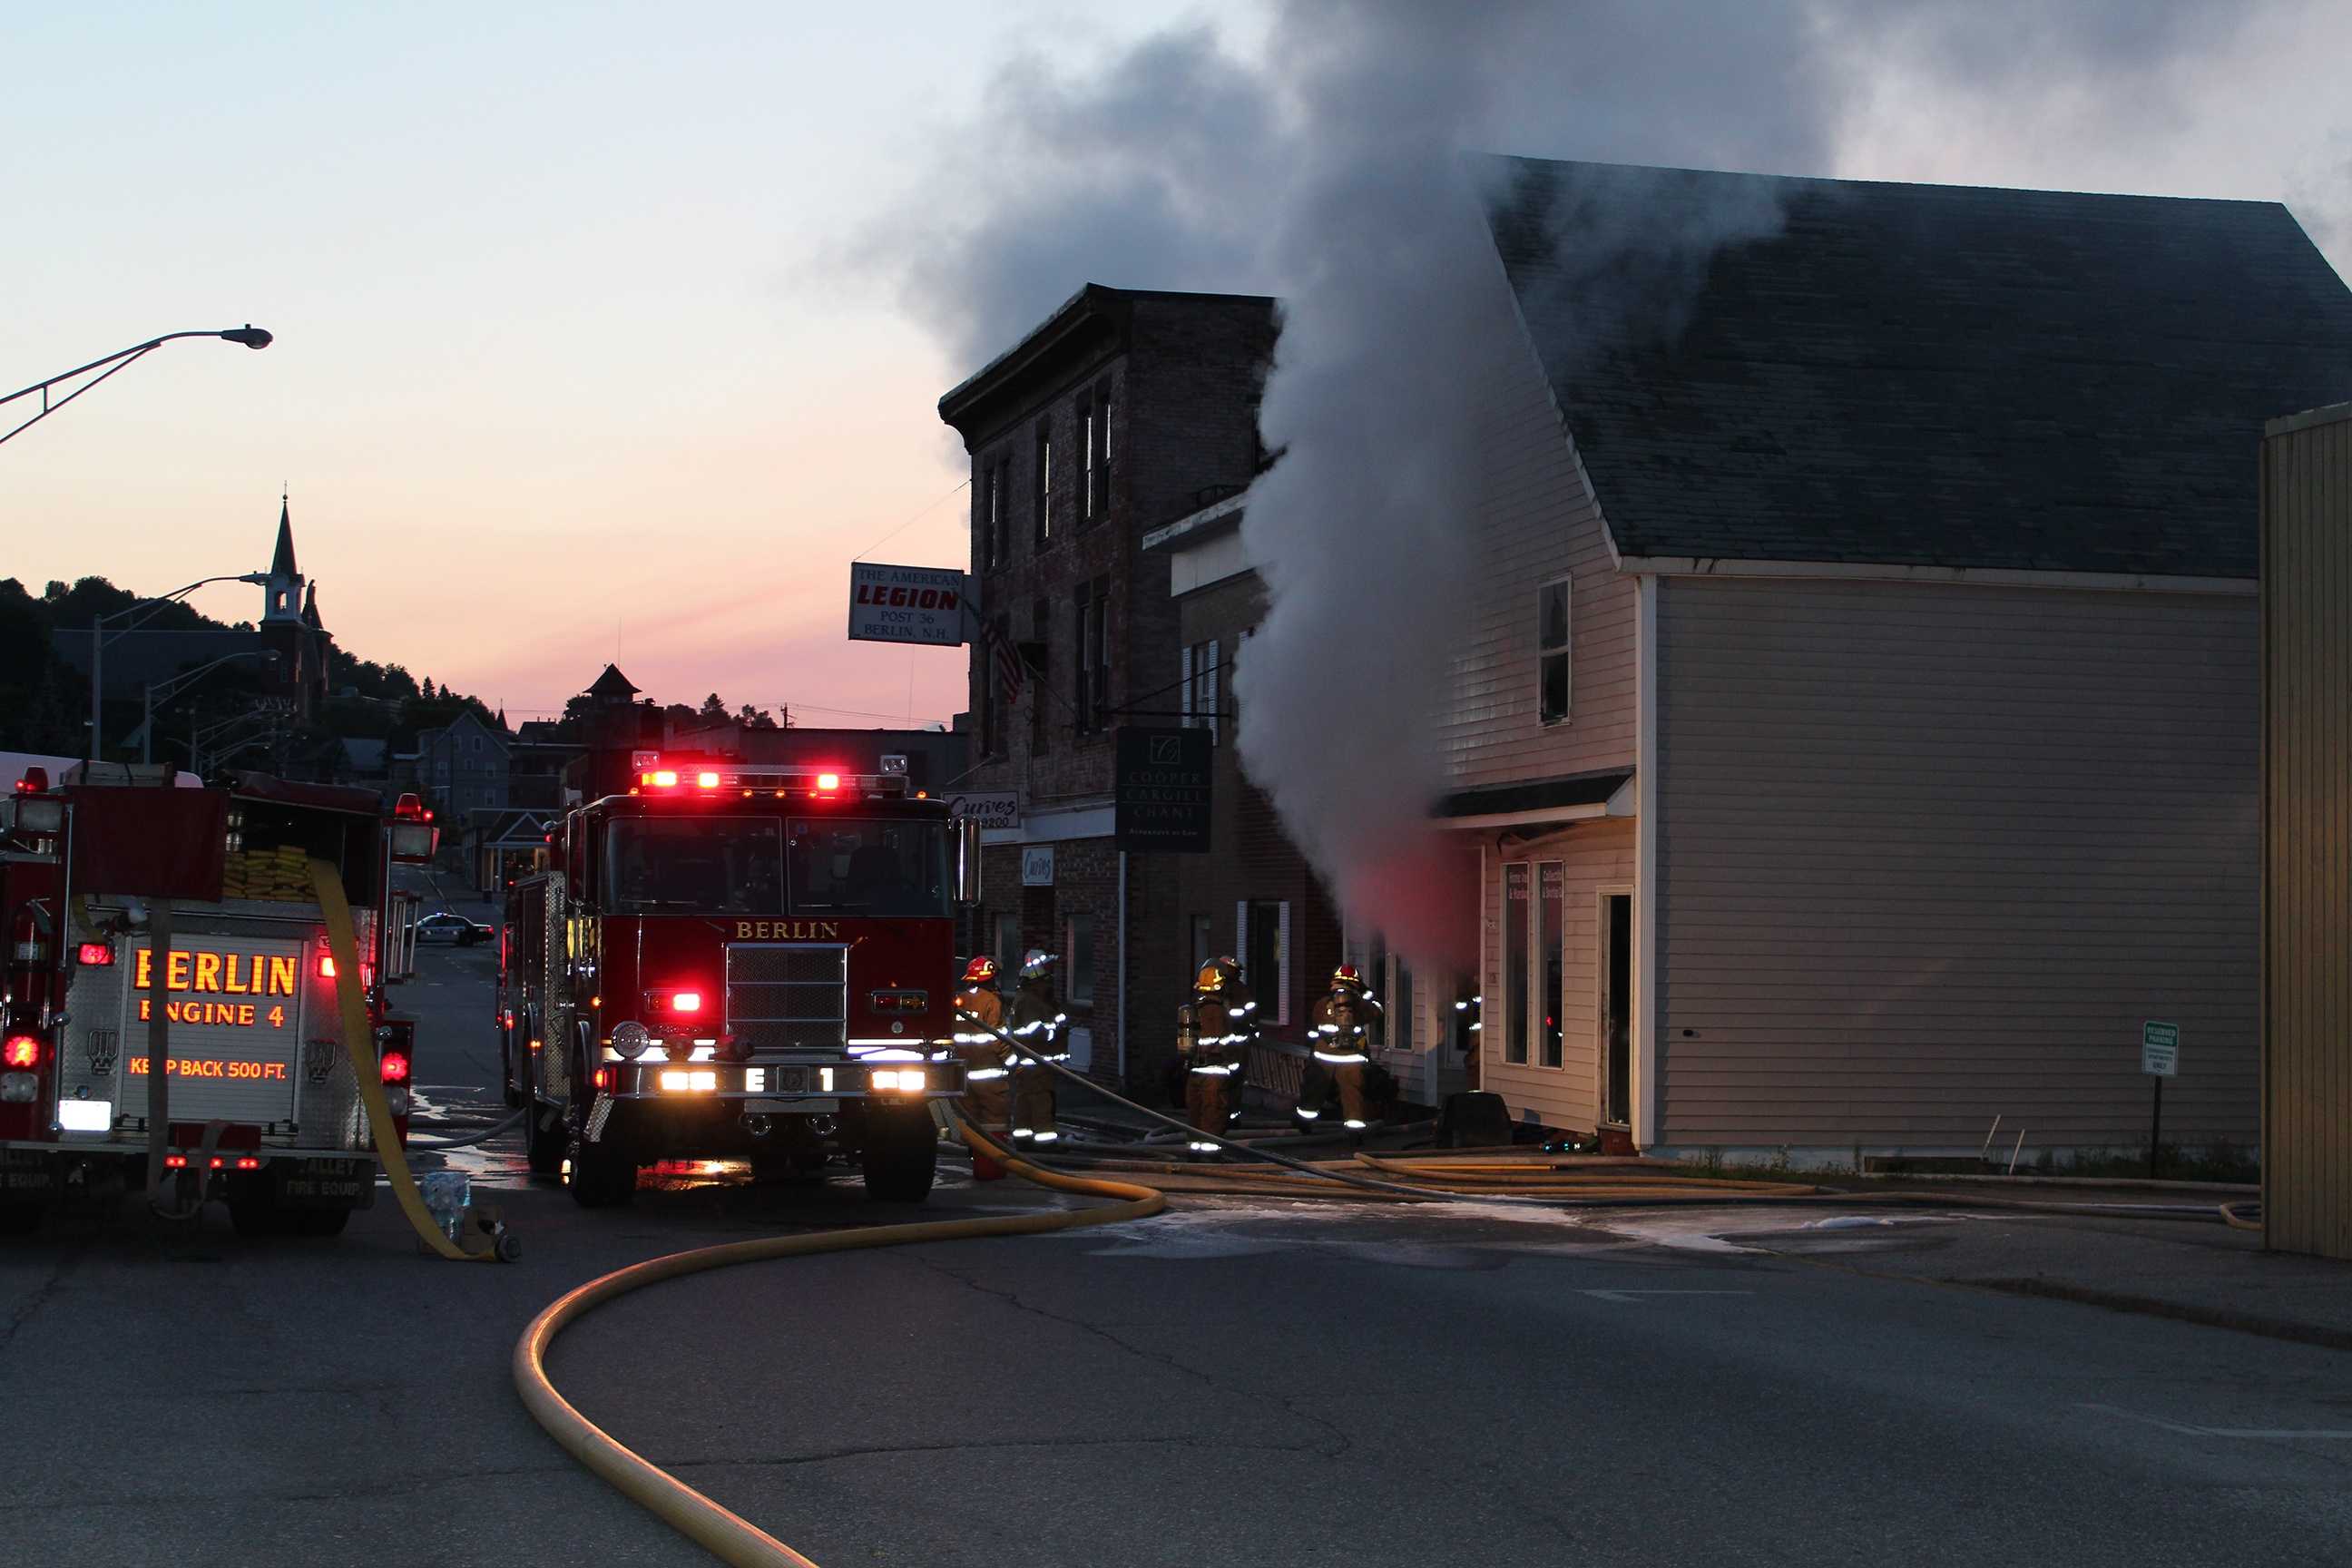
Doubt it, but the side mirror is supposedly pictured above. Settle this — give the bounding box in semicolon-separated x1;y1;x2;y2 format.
954;817;984;906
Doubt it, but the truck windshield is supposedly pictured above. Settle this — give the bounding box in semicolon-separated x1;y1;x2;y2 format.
787;818;951;917
601;816;950;917
603;818;786;915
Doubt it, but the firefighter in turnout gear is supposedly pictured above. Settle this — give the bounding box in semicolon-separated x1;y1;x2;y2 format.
1309;965;1385;1135
1004;948;1068;1146
1177;956;1255;1152
951;956;1011;1137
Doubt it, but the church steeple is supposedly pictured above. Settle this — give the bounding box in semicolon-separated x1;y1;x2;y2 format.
264;494;305;624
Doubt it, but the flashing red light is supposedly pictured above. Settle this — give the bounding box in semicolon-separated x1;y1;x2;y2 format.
2;1035;40;1069
815;771;841;792
379;1050;411;1084
209;1156;227;1171
695;770;720;789
164;1153;189;1170
15;766;48;794
235;1157;261;1171
77;942;114;966
318;954;337;980
593;1067;612;1090
646;769;679;789
394;792;426;820
669;990;702;1015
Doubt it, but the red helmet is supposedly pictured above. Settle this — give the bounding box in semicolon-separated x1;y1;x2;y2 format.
1332;964;1366;991
961;955;998;985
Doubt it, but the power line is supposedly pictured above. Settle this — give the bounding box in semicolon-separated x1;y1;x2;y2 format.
852;477;971;564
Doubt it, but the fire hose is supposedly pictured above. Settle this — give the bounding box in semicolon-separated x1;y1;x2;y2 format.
311;858;514;1261
513;1111;1159;1568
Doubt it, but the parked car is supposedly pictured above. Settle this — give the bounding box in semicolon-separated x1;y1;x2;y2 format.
416;910;492;946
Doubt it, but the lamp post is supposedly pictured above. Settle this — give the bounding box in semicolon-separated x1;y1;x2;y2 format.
132;648;279;764
2;326;272;447
88;573;270;762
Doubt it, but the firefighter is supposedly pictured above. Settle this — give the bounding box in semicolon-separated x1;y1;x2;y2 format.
950;956;1011;1139
1004;948;1068;1147
1177;956;1255;1152
1310;965;1385;1135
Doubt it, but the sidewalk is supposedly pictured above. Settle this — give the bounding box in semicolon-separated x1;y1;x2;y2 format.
1729;1192;2352;1349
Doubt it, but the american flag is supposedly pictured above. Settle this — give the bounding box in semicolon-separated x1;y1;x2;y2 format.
976;616;1025;704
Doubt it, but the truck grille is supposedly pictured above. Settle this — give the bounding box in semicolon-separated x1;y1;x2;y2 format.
725;944;848;1052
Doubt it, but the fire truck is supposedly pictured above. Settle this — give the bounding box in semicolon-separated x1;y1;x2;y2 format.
499;756;977;1207
0;762;436;1237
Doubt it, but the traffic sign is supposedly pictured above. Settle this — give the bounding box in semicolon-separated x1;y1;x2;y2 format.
2141;1020;2179;1077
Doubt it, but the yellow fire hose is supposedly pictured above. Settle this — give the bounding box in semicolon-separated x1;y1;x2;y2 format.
311;858;505;1262
512;1112;1162;1568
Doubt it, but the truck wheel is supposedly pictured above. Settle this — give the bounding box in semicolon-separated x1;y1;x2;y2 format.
565;1132;637;1208
861;1106;937;1203
228;1195;289;1238
0;1205;41;1238
524;1102;566;1176
501;1024;524;1110
291;1208;351;1238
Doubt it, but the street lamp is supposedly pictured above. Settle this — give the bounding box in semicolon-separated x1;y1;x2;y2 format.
87;573;270;762
1;326;274;447
131;649;279;764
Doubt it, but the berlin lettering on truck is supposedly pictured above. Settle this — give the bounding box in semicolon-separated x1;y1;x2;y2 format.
132;948;300;997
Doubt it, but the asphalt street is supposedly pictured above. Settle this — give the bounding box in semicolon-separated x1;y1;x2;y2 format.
1;932;2347;1566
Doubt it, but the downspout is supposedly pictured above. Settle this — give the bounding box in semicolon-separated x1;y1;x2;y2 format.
1116;849;1128;1084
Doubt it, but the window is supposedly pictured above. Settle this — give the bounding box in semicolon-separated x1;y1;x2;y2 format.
1190;915;1213;976
1503;865;1530;1064
1029;600;1051;756
1079;382;1111;523
785;818;953;917
1034;421;1054;547
1181;639;1220;743
1243;900;1287;1027
982;460;1007;570
603;817;786;916
1538;577;1572;724
1066;913;1094;1004
979;613;1007;758
995;912;1022;979
1073;576;1112;734
1393;955;1415;1053
1539;862;1563;1068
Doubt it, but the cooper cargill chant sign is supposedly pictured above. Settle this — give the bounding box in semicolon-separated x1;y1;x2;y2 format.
133;948;302;999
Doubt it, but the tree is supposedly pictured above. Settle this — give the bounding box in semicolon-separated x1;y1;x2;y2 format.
699;692;730;722
737;703;779;730
421;677;436;701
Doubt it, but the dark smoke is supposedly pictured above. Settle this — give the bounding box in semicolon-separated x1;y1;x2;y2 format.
867;0;2293;964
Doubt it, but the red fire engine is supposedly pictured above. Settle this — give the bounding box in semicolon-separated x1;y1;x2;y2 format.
498;756;977;1207
0;763;436;1236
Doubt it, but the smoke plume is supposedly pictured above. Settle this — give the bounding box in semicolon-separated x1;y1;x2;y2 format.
867;0;2295;964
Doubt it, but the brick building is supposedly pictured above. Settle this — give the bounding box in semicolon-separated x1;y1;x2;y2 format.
938;285;1276;1088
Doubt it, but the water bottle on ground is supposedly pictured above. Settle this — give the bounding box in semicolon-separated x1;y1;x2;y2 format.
419;1171;470;1243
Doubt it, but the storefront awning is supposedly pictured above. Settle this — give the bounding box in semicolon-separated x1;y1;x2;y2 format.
1434;768;1633;831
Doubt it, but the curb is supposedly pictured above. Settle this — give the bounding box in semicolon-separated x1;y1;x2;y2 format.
1968;1276;2352;1352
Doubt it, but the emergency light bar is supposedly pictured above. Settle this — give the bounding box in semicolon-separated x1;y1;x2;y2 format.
632;766;909;799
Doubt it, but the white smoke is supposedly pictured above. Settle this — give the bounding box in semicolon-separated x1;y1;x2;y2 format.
866;0;2290;964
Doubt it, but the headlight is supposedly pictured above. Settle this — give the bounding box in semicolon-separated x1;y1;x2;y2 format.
870;1068;926;1093
612;1021;651;1060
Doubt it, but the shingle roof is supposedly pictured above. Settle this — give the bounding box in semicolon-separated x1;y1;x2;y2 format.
1481;157;2352;579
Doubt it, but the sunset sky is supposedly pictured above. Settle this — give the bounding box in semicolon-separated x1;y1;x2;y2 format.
5;2;2347;729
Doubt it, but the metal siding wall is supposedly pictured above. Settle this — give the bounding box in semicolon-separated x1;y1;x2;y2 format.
2264;409;2352;1259
1656;576;2259;1152
1441;286;1638;791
